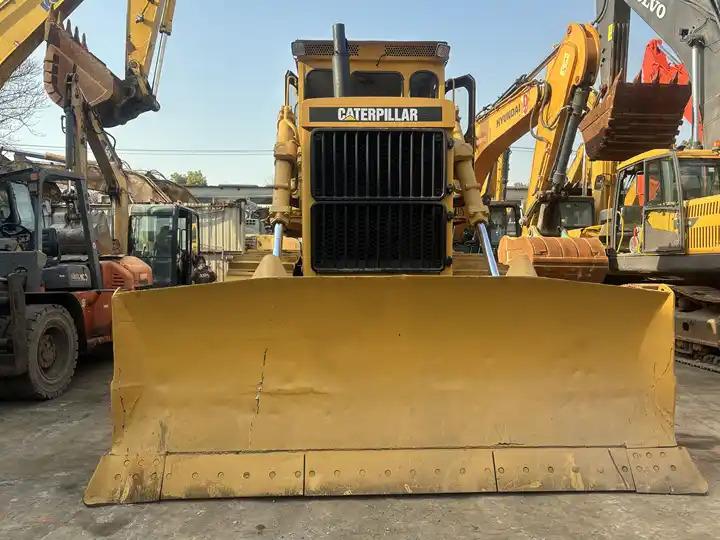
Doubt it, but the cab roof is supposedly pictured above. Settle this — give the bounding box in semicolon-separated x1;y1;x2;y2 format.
618;148;720;168
291;40;450;65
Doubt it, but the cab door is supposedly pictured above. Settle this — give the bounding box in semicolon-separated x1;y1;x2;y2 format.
641;156;684;253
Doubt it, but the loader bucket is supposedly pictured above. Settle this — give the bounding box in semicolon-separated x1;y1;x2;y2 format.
579;75;691;162
85;276;707;504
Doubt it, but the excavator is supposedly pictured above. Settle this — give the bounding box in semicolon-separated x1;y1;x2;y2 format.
466;24;618;281
501;1;720;372
0;0;208;398
84;22;706;505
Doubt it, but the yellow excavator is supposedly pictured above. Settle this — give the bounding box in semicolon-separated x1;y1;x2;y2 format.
0;1;212;399
2;0;210;288
83;22;706;504
583;0;720;372
500;1;720;372
1;0;177;258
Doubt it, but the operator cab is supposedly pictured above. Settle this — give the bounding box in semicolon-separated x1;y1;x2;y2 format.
293;40;449;100
536;196;595;237
0;176;36;251
456;202;521;254
0;167;102;292
605;149;720;281
129;204;202;287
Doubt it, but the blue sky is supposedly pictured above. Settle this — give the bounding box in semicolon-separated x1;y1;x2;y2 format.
10;0;671;185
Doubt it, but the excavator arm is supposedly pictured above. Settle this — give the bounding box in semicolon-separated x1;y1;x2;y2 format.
0;0;82;87
43;2;176;254
474;82;542;196
472;23;600;230
125;0;176;108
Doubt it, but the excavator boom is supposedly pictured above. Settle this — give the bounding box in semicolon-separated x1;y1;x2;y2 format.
0;0;82;86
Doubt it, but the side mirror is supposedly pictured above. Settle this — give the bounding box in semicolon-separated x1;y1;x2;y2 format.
285;70;299;108
445;74;476;147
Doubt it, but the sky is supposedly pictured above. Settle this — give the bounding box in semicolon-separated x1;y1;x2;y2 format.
6;0;675;186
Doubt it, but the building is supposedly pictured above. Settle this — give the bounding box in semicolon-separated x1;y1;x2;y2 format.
505;184;528;204
187;184;274;235
187;184;273;205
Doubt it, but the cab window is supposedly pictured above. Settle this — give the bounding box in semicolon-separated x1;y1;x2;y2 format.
644;158;678;206
305;69;333;98
10;182;35;230
0;185;11;221
350;71;403;96
410;71;439;98
615;166;644;252
304;69;404;98
679;160;720;200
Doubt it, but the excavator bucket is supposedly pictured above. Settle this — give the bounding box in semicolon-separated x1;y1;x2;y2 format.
579;75;691;161
498;236;608;282
44;15;157;127
44;18;119;115
84;275;706;504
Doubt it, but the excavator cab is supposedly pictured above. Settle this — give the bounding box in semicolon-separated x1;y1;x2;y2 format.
128;204;203;287
605;149;720;277
536;196;595;237
488;201;521;245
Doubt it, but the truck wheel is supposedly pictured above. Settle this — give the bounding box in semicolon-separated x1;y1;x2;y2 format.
0;305;79;400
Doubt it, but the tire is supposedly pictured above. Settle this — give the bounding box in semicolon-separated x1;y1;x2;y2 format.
0;305;79;400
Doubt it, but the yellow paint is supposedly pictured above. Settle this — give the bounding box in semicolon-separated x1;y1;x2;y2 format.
83;277;706;503
0;0;82;86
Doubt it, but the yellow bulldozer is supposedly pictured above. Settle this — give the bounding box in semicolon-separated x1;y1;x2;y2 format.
84;23;706;504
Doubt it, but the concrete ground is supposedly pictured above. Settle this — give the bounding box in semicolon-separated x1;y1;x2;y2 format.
0;355;718;540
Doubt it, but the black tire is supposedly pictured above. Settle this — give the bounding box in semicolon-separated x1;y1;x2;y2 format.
0;305;78;400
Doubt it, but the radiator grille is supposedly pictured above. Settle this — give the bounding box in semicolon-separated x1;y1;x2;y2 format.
311;130;445;200
311;202;446;273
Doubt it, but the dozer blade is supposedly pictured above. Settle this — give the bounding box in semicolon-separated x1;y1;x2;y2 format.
44;18;157;127
579;75;691;162
85;276;707;504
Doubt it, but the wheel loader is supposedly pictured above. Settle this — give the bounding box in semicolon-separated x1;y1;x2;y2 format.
84;23;706;505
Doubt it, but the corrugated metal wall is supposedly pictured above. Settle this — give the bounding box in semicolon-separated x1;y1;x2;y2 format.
188;202;246;282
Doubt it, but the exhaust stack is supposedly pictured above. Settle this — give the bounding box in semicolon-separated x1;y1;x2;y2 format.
332;23;351;98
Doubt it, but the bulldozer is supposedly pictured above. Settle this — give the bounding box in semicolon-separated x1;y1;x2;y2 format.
84;23;706;505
